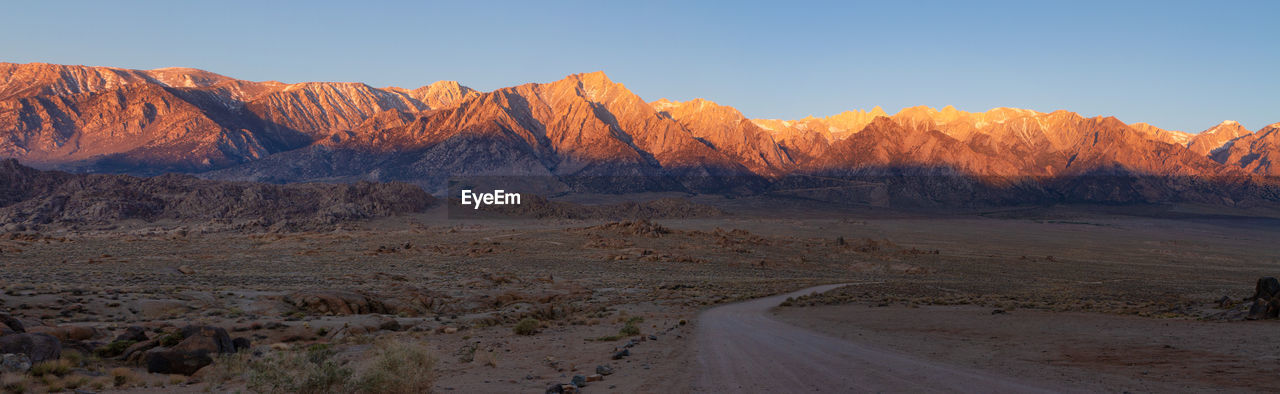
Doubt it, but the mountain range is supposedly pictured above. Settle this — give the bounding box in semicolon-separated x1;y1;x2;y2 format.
1;62;1277;206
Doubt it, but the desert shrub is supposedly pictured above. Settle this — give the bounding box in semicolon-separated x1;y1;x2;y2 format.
30;359;72;377
0;374;27;394
204;352;252;389
619;317;642;336
89;377;109;390
158;332;184;347
592;334;624;341
62;375;89;390
110;367;139;387
352;340;436;393
520;303;576;321
473;348;499;368
62;350;86;366
44;376;64;392
247;344;353;394
513;318;540;336
455;342;477;362
95;340;137;358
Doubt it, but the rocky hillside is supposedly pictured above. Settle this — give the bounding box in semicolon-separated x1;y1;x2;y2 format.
0;159;435;231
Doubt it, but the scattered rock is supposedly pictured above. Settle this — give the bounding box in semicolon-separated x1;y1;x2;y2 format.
595;364;615;375
571;375;587;387
0;333;61;363
1216;295;1234;308
546;383;579;393
177;265;195;275
585;374;603;382
611;349;629;360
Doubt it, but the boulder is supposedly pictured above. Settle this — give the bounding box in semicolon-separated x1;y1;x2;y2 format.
0;333;61;363
116;326;149;342
1255;277;1280;299
144;347;213;376
0;312;24;333
29;325;96;341
1;353;31;373
177;326;235;353
122;338;160;362
377;316;403;331
1246;277;1280;320
284;290;389;315
232;337;251;352
144;325;234;375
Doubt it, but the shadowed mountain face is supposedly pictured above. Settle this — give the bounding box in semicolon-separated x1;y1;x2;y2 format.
0;158;434;231
0;62;1278;203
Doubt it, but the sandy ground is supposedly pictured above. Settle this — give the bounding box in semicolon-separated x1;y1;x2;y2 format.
695;284;1051;393
0;201;1277;392
774;301;1280;392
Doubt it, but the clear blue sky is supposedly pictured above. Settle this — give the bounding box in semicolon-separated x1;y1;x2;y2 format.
2;0;1276;133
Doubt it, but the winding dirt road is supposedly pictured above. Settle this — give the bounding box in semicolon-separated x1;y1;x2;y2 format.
694;284;1055;393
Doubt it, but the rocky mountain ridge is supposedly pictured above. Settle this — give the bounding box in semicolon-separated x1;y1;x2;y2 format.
1;62;1277;205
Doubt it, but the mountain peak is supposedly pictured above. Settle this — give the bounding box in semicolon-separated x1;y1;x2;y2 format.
568;71;615;88
651;98;677;111
409;80;477;109
1187;119;1253;155
425;80;463;89
1202;120;1251;135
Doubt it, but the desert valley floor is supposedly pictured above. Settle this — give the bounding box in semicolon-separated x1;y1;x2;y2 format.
1;198;1279;393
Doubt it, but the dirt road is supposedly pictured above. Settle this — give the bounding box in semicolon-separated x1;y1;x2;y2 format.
694;284;1055;393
